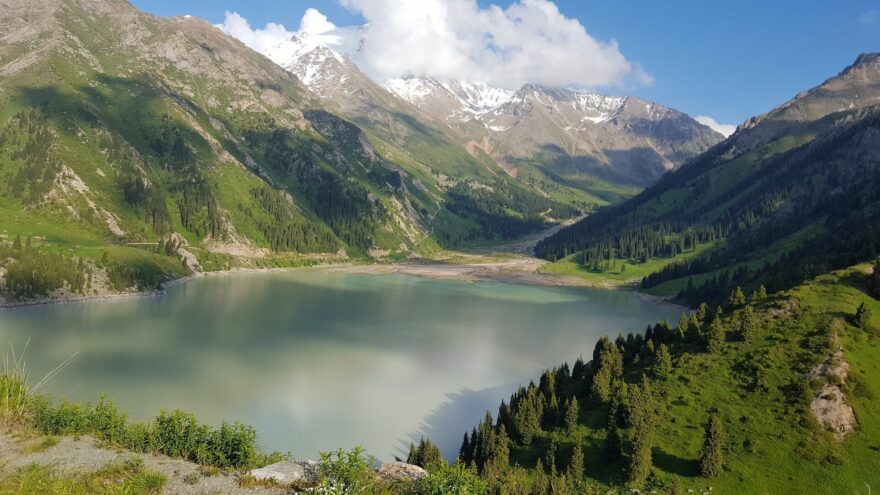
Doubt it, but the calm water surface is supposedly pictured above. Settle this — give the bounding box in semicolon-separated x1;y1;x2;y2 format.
0;271;681;460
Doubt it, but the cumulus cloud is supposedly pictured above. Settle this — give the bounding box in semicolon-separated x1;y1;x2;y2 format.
695;116;736;137
217;0;650;90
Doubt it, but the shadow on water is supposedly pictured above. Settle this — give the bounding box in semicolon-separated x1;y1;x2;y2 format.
397;383;520;461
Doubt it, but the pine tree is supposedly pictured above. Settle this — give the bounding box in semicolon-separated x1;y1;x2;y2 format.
628;417;654;484
652;343;673;379
855;302;872;329
532;460;549;495
700;414;725;477
567;444;584;481
740;305;758;342
750;285;767;304
728;286;746;308
407;437;444;470
870;261;880;299
706;315;725;353
564;397;579;433
459;432;470;464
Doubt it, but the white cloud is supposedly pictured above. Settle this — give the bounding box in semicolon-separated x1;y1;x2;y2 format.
861;9;879;26
217;0;650;90
695;115;736;137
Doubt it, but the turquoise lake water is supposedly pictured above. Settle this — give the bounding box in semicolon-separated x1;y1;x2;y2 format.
0;271;682;461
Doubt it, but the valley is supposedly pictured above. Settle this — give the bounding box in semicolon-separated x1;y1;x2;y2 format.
1;0;879;494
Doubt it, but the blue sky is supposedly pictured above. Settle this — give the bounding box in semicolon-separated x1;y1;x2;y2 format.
132;0;879;126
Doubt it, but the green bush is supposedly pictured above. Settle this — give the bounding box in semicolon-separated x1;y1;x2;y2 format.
27;396;265;469
416;463;488;495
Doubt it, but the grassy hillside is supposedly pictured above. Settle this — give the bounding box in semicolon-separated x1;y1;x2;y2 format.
536;55;880;308
455;264;880;493
0;0;587;303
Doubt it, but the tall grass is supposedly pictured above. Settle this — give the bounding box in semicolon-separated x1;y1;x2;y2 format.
0;341;77;427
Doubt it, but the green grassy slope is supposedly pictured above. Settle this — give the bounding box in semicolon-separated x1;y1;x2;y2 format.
0;0;588;302
536;54;880;307
458;265;880;493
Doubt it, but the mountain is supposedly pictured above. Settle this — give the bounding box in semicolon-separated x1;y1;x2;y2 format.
0;0;585;302
537;53;880;306
384;77;724;199
276;34;723;206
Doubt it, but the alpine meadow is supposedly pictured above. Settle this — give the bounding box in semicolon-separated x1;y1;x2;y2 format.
0;1;878;494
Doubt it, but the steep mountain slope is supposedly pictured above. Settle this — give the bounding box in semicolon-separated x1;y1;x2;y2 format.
253;29;584;248
0;0;581;302
537;54;880;306
385;77;724;201
275;31;722;207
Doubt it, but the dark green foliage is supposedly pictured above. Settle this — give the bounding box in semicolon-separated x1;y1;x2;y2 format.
563;397;579;433
626;381;657;484
249;186;339;253
854;302;872;329
440;179;578;246
407;437;445;471
5;111;61;204
728;287;746;308
246;128;383;249
740;305;759;342
706;315;725;353
567;443;584;480
699;414;725;478
591;337;623;403
652;343;673;379
461;413;510;474
0;242;89;299
870;261;880;299
604;425;623;462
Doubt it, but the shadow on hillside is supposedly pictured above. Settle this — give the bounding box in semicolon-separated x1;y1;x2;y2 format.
652;447;700;477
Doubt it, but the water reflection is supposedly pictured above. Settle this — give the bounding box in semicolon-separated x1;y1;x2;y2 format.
0;271;681;461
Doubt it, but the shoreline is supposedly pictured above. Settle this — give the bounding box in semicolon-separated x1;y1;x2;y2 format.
0;257;688;312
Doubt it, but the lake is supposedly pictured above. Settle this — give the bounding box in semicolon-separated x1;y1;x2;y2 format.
0;270;682;461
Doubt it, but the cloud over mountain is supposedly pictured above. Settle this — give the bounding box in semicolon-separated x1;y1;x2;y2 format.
695;115;736;137
217;0;650;90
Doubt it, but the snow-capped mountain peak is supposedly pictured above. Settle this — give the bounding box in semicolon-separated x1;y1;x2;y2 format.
383;77;514;117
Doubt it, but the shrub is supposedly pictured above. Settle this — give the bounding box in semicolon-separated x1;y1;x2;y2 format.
27;395;265;469
416;463;488;495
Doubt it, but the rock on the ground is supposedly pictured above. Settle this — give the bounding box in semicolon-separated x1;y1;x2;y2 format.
376;462;427;482
249;460;319;484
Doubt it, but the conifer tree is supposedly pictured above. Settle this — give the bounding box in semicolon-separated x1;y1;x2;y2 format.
700;414;725;477
652;343;673;379
855;302;872;329
870;261;880;299
729;286;746;308
567;444;584;481
407;437;444;470
459;432;470;464
707;315;725;354
750;285;767;304
740;305;758;342
564;397;579;433
532;460;549;495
